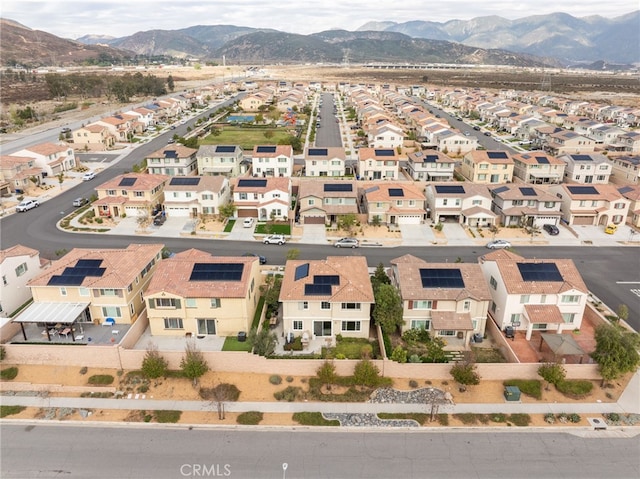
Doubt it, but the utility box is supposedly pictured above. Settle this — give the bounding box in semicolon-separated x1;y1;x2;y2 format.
504;386;521;401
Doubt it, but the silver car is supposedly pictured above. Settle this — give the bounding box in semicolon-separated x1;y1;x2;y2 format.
334;237;359;248
486;239;511;249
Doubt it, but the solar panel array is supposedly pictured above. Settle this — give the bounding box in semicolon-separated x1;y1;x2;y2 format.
313;275;340;285
170;177;201;186
492;186;509;194
119;177;137;187
435;185;464;194
256;146;277;153
304;284;332;296
517;262;563;282
535;156;550;164
189;263;244;281
519;187;537;196
215;145;236;153
487;152;508;160
237;179;267;188
47;259;106;286
567;185;598;195
308;148;328;156
374;149;395;156
571;155;593;162
424;155;439;163
164;150;178;158
419;268;464;289
294;263;309;281
388;188;404;197
324;183;352;192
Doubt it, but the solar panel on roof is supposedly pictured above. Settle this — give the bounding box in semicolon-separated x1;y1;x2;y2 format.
237;179;267;188
492;186;509;194
618;186;633;194
517;263;563;282
308;148;328;156
571;155;592;161
75;259;103;268
164;150;178;158
487;152;508;159
324;183;352;192
424;155;438;163
419;268;464;289
294;263;309;281
567;186;598;195
170;177;201;186
48;275;85;286
364;186;379;194
535;156;550;164
388;188;404;197
256;146;277;153
374;149;394;156
313;275;339;285
435;185;464;194
304;284;332;296
519;187;537;196
215;145;236;153
119;177;137;187
189;263;243;281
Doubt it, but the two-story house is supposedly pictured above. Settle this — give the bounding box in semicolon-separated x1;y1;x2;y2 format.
490;185;562;227
196;145;244;177
233;177;291;221
93;173;169;218
608;155;640;186
545;130;596;156
146;145;198;176
549;184;630;226
13;244;164;339
144;249;261;337
0;245;50;319
72;124;116;151
511;151;566;185
303;147;346;177
251;145;294;178
0;155;43;193
390;254;491;348
13;142;76;177
297;180;359;225
618;185;640;227
459;150;514;184
479;250;589;341
558;153;612;184
357;148;400;181
406;150;455;182
279;256;374;343
162;176;230;218
362;183;426;225
424;183;496;227
367;123;405;149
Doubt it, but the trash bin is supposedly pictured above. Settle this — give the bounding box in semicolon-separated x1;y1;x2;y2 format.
504;385;521;401
237;331;247;342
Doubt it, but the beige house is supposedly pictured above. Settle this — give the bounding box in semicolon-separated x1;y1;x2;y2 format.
0;155;43;193
406;150;455;181
251;145;294;177
459;150;514;184
545;130;596;156
549;183;630;226
93;173;169;218
511;151;565;185
607;155;640;186
558;153;612;184
490;184;562;227
362;183;426;225
297;179;359;225
303;147;346;177
196;145;244;177
424;183;496;227
72;124;116;151
357;147;400;181
239;92;270;112
279;256;374;343
144;249;261;337
146;145;198;176
390;255;491;348
0;245;50;319
618;185;640;227
18;244;164;332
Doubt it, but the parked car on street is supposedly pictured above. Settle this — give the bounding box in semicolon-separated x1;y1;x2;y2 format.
15;199;39;212
72;197;89;207
334;237;359;248
486;239;511;249
543;224;559;235
242;253;267;265
263;234;286;245
82;171;96;181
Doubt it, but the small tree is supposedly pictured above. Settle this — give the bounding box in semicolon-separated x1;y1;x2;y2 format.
537;363;566;390
218;202;236;221
489;224;500;240
390;346;407;363
316;361;338;390
450;362;480;388
57;172;65;189
286;248;300;260
180;340;209;386
337;213;358;233
136;209;151;231
591;324;640;386
248;327;277;357
371;215;381;227
423;337;447;363
617;304;629;322
370;262;390;292
353;359;382;388
167;74;175;92
141;343;168;379
373;283;404;335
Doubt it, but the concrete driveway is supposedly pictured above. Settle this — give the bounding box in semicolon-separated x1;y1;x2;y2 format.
572;224;638;246
441;222;471;245
226;219;258;241
301;224;328;245
399;224;435;246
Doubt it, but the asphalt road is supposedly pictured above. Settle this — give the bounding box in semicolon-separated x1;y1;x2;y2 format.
315;92;342;147
1;423;638;479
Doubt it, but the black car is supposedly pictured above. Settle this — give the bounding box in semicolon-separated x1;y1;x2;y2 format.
242;253;267;264
473;126;481;131
153;213;166;226
543;224;559;235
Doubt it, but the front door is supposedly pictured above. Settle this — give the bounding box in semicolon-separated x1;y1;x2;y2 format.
197;319;216;335
313;320;332;337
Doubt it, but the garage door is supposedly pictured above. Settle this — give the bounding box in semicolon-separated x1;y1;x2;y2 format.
304;215;325;225
165;206;190;218
397;215;421;225
573;216;594;225
237;209;258;218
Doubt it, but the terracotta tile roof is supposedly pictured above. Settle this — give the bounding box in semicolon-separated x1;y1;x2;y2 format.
364;183;426;202
559;183;623;201
233;176;290;193
511;151;565;166
304;147;346;161
431;311;474;330
84;124;110;133
524;304;564;324
164;176;227;193
279;256;374;303
146;144;198;159
22;142;69;156
0;244;40;263
145;249;256;298
465;150;514;165
358;147;399;162
0;155;35;168
28;244;164;288
491;185;558;202
96;173;169;191
298;179;357;199
251;145;293;158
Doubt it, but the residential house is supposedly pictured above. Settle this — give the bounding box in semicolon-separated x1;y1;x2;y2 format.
511;151;565;185
297;179;358;225
16;244;164;333
146;144;198;176
251;145;294;178
124;107;156;130
196;145;244;177
608;155;640;186
239;92;270;112
459;150;514;184
72;124;116;151
618;185;640;227
390;254;491;348
303;147;346;177
558;153;612;184
490;184;562;227
95;114;140;142
406;150;455;182
233;176;291;221
425;183;496;227
163;176;230;218
432;130;478;155
0;155;43;193
144;249;261;337
367;123;404;149
13;142;76;177
479;250;589;340
549;183;630;226
93;173;169;218
362;183;426;225
0;245;50;318
279;256;374;342
357;148;400;181
545;130;596;156
611;131;640;154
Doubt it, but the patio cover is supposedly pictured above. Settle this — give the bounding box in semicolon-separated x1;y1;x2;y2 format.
431;311;474;331
539;333;584;356
12;302;89;324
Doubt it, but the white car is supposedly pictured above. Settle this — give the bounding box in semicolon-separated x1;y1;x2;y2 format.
263;234;286;245
82;171;96;181
16;199;39;212
243;218;255;228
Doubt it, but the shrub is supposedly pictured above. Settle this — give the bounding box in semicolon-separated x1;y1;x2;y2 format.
353;359;385;388
538;363;566;387
568;413;581;423
138;385;149;393
454;413;478;425
409;380;419;389
360;344;373;359
544;413;555;424
490;413;507;423
79;366;88;375
292;412;339;426
605;412;620;422
402;328;430;343
437;414;449;426
286;376;294;383
335;353;346;360
144;414;152;422
87;374;114;385
316;361;338;387
381;331;392;357
154;410;181;423
508;414;531;427
390;346;407;363
408;354;421;363
200;383;241;402
237;411;263;425
180;340;209;386
0;405;26;418
503;379;542;400
556;379;593;398
450;363;480;386
274;386;302;402
269;375;283;385
0;345;5;361
141;345;168;379
0;367;18;380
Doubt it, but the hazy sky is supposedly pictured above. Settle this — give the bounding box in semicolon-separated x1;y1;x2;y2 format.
3;0;636;39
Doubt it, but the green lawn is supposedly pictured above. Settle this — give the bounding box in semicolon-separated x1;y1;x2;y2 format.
224;220;236;232
222;337;252;352
255;223;290;235
201;126;297;150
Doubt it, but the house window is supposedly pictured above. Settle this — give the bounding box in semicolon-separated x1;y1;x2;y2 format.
101;306;122;318
520;294;530;304
341;302;361;310
197;319;216;335
79;288;89;297
561;295;580;303
15;262;28;277
532;323;547;330
134;191;144;197
540;294;546;304
164;317;183;329
292;320;303;331
60;287;67;296
511;313;521;323
341;321;361;332
562;313;576;324
489;276;497;290
130;303;135;315
413;300;433;310
614;203;625;209
239;193;247;200
299;301;308;310
210;298;221;308
472;199;481;206
2;276;6;286
438;330;456;336
321;301;331;310
99;288;117;296
463;300;470;311
156;298;179;308
410;320;430;330
186;298;197;308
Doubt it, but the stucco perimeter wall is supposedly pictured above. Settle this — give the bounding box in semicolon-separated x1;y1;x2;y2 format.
485;316;519;363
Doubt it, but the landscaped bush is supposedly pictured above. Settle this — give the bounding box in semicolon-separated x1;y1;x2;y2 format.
568;413;581;423
274;386;302;402
507;413;531;426
199;383;241;402
390;346;407;363
605;412;620;422
402;328;431;344
0;367;18;380
378;413;428;425
237;411;263;425
503;379;542;400
154;410;181;423
437;414;449;426
0;345;6;361
408;354;421;363
409;380;419;389
283;336;303;351
286;376;294;383
544;413;555;424
87;374;114;385
453;413;478;425
490;413;507;423
381;331;392;357
353;359;391;388
269;375;283;385
292;412;339;426
0;405;26;418
556;379;593;398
